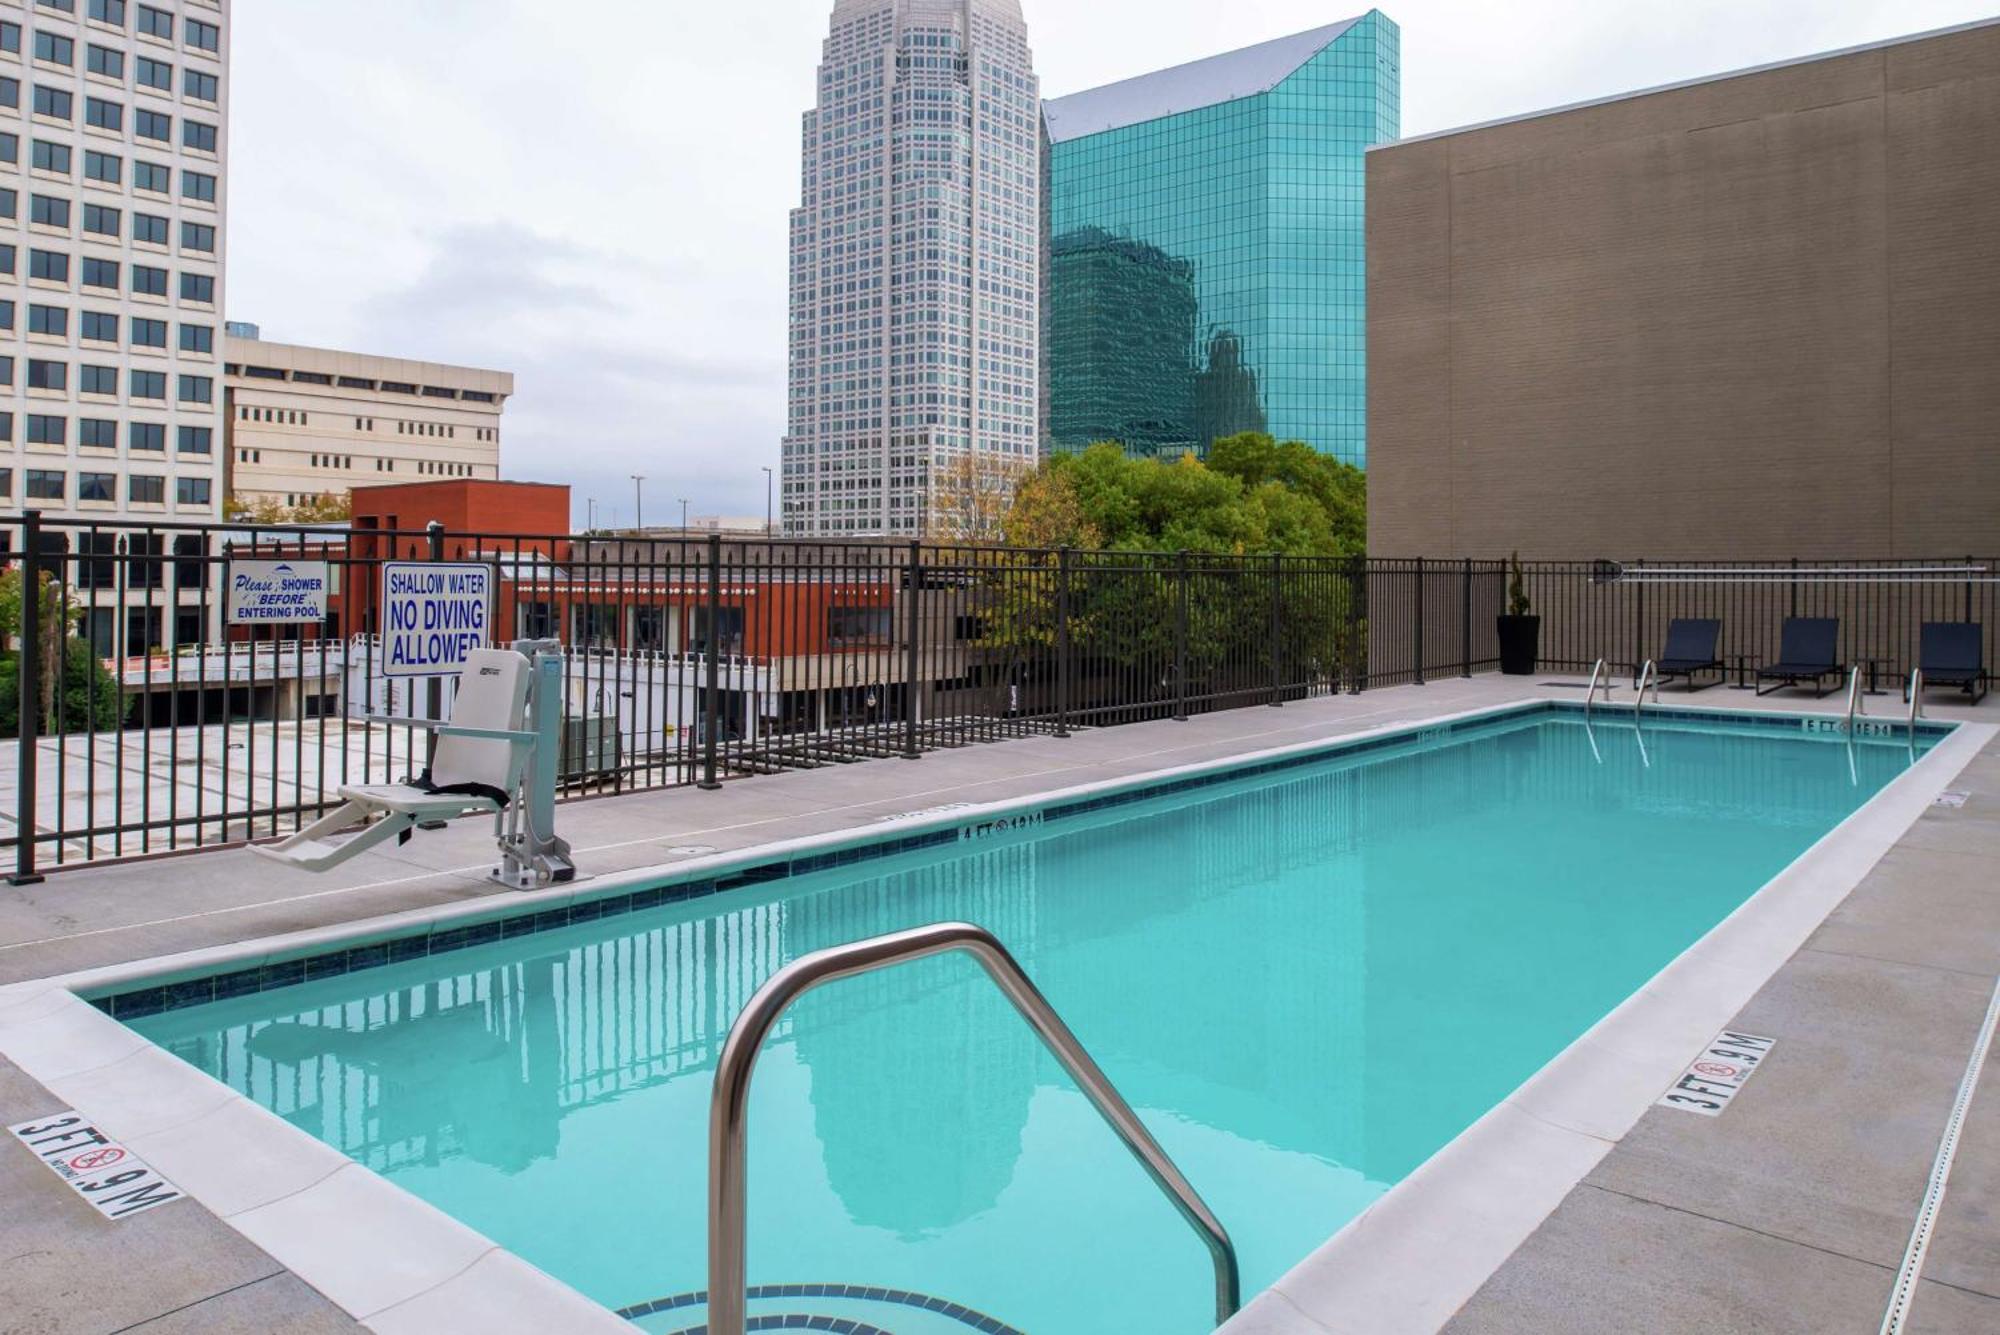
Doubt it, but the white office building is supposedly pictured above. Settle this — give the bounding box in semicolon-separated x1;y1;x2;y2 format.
782;0;1041;536
0;0;227;523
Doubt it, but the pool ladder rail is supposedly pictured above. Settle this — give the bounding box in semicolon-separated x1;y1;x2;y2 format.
1585;658;1612;716
706;921;1242;1335
1844;666;1867;733
1635;660;1660;719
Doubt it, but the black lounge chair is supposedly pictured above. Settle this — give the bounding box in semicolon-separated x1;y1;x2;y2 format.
1908;622;1988;705
1755;617;1844;696
1652;618;1724;691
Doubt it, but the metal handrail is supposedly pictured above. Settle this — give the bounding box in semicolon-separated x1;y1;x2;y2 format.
1585;658;1611;716
1635;659;1659;718
1844;666;1866;732
707;922;1241;1335
1909;669;1924;742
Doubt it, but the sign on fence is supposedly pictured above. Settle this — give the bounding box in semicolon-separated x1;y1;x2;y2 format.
225;559;329;625
382;562;492;678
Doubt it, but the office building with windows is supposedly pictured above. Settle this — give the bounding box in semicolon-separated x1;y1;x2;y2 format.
782;0;1041;536
223;334;511;513
1043;11;1398;465
0;0;227;522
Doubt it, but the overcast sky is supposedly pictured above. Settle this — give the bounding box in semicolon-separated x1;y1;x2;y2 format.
226;0;1994;527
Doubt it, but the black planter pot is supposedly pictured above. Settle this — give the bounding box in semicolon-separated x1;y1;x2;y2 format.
1497;615;1541;676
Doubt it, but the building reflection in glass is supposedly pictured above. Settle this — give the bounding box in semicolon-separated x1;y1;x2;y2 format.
1046;227;1198;458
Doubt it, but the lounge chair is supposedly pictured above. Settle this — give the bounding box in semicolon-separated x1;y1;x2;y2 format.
1908;622;1988;705
257;647;542;873
1755;617;1844;697
1652;618;1724;691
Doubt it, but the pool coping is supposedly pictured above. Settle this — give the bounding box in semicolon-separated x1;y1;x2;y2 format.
0;700;1984;1334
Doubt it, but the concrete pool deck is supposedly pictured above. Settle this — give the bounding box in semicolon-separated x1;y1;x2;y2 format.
1;674;1995;1333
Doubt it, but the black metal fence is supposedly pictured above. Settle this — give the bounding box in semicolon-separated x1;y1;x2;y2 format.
1;510;1992;879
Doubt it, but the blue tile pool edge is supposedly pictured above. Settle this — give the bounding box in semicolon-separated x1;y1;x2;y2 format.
83;700;1957;1022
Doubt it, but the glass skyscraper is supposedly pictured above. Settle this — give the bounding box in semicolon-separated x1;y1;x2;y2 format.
1043;12;1399;466
783;0;1042;536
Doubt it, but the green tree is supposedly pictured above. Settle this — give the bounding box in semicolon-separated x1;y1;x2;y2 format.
0;568;126;736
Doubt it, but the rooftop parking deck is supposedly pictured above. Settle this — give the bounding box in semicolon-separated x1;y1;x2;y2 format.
1;674;1995;1333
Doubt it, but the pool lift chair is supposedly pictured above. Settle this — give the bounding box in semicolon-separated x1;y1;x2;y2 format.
255;641;576;889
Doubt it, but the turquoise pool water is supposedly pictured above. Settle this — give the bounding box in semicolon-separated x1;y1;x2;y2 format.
128;709;1936;1333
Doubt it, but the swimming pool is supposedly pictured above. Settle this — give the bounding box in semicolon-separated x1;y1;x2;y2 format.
117;705;1941;1333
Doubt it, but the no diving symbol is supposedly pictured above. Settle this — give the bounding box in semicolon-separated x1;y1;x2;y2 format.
68;1146;125;1172
1691;1061;1741;1081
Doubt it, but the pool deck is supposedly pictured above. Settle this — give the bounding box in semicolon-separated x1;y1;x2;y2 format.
1;673;1996;1333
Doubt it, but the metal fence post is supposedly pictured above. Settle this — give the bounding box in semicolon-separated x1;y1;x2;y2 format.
1174;550;1189;722
1268;552;1283;707
902;540;922;760
1461;556;1473;678
1347;554;1366;694
424;521;445;758
1414;556;1426;686
11;511;45;885
1634;569;1646;686
1055;547;1072;739
699;533;723;789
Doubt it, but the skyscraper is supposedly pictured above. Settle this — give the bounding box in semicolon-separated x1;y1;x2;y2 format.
1044;12;1399;467
783;0;1041;536
2;0;229;521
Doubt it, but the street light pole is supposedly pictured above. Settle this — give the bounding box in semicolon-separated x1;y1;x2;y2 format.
762;466;774;537
679;497;690;532
631;475;646;531
587;498;597;531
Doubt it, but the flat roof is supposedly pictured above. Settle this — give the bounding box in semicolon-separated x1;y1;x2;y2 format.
1043;16;1364;143
1372;14;2000;151
223;336;515;398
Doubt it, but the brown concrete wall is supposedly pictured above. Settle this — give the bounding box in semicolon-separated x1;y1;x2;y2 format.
1367;21;2000;560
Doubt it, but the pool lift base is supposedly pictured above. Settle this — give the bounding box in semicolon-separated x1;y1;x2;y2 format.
255;641;576;890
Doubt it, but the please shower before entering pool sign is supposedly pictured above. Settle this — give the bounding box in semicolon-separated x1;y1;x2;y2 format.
382;562;492;678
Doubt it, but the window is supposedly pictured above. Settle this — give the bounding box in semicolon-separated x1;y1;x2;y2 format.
29;249;68;282
181;169;215;203
179;271;213;303
81;256;117;289
0;77;18;109
32;140;71;173
134;55;169;89
0;468;9;497
27;304;67;335
84;96;120;130
80;364;116;395
182;68;215;102
134;107;168;141
27;359;67;391
185;18;218;52
131;420;165;451
80;417;117;447
89;0;126;24
177;373;211;403
28;415;68;446
181;119;215;152
129;316;164;346
0;193;13;223
131;212;166;245
178;322;210;352
86;44;122;77
80;310;116;341
33;86;73;120
34;33;75;67
83;149;120;183
129;368;164;399
29;194;69;227
0;355;11;384
27;470;66;501
0;300;14;329
127;474;164;505
78;472;116;503
176;424;209;454
82;202;118;236
133;159;168;192
179;220;214;252
130;262;166;296
0;25;19;56
39;0;78;12
177;476;211;506
0;135;15;166
137;6;171;40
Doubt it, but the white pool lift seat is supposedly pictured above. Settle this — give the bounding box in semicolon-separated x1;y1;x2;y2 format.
256;642;576;888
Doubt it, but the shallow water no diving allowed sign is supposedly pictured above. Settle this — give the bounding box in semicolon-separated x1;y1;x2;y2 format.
381;562;492;678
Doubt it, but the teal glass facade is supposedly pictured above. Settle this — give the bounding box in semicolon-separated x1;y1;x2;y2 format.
1044;11;1399;466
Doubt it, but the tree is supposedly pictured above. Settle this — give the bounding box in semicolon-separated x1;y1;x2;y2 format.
223;493;353;525
0;568;124;736
926;453;1028;544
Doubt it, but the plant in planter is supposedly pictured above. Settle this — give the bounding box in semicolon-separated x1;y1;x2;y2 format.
1497;551;1541;675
